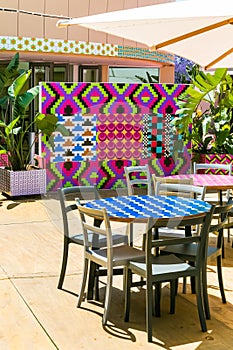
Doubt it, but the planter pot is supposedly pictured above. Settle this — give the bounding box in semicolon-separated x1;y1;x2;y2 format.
191;152;207;163
191;153;207;173
0;168;46;197
0;154;8;167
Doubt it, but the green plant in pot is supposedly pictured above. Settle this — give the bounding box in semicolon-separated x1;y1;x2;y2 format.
0;53;67;171
173;68;233;162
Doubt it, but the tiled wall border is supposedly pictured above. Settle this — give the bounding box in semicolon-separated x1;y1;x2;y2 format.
0;36;174;64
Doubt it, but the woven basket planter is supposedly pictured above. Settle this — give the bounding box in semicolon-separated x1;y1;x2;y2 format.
0;168;46;197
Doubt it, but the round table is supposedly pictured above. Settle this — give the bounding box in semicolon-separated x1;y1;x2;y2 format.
166;174;233;205
83;194;212;223
83;194;212;299
83;194;212;298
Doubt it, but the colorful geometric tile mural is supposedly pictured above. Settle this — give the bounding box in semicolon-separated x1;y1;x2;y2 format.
97;113;143;160
51;113;97;163
40;82;190;191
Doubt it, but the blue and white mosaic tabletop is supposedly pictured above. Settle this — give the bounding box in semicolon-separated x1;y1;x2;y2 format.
83;195;212;223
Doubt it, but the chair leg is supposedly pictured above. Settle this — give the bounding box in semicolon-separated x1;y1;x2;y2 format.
154;282;161;317
128;222;134;246
170;280;176;314
146;281;153;343
57;239;69;289
77;258;89;307
191;275;196;294
174;278;178;295
217;255;227;304
142;233;146;251
195;274;207;332
182;277;187;294
87;261;97;300
202;266;211;320
227;226;230;243
124;268;132;322
102;269;113;325
94;267;100;301
222;238;225;259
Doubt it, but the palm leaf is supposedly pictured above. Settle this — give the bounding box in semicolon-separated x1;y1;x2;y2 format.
8;70;32;98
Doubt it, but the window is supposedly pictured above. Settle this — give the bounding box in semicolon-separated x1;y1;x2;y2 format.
79;66;102;82
109;67;159;83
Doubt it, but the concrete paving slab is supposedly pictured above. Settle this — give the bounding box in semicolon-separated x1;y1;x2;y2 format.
0;196;50;224
0;220;83;279
1;193;233;349
0;278;55;349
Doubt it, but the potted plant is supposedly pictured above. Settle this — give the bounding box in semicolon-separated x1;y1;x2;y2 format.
173;67;233;163
0;53;67;196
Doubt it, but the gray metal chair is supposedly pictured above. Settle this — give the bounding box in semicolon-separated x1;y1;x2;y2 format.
162;203;233;320
152;175;195;239
154;181;207;293
193;162;232;205
193;161;232;243
77;205;145;325
154;181;206;237
193;162;232;176
124;206;215;343
152;174;193;190
124;164;152;196
57;185;126;292
154;181;206;200
124;164;152;247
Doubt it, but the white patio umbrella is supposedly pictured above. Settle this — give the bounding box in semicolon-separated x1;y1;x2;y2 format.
57;0;233;70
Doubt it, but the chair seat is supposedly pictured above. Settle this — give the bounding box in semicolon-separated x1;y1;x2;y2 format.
201;192;229;205
128;254;196;281
70;233;127;249
89;245;145;266
162;243;219;261
158;227;185;238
